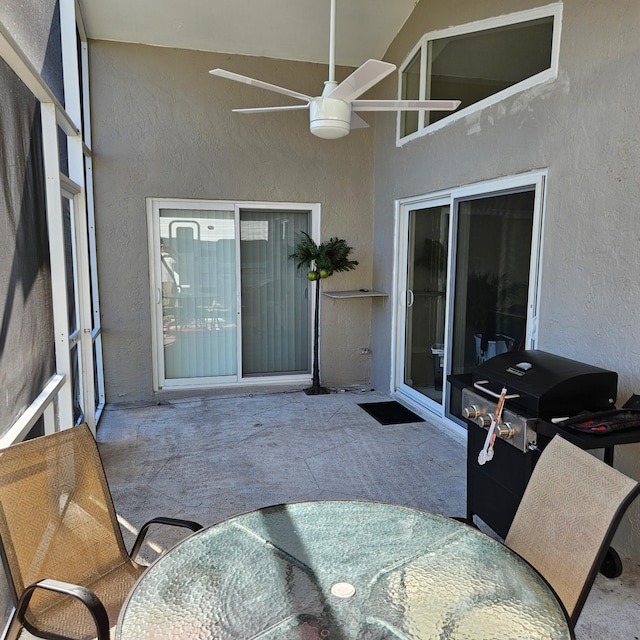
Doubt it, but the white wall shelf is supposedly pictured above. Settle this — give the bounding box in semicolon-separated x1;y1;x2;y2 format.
322;289;388;299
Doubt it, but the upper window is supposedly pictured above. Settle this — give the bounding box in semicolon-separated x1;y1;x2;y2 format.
398;5;562;143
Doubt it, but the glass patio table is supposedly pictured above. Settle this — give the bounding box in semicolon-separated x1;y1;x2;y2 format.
116;500;573;640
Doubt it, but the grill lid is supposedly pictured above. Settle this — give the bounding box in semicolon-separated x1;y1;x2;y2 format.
473;350;617;419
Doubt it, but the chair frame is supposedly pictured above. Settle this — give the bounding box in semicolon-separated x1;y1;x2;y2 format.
0;425;202;640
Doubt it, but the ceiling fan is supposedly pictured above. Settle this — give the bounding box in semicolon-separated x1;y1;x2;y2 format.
209;0;461;139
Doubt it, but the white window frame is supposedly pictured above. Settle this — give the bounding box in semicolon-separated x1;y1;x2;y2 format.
147;197;321;392
75;3;107;421
396;3;563;146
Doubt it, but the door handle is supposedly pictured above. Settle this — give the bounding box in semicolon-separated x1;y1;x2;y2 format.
407;289;414;307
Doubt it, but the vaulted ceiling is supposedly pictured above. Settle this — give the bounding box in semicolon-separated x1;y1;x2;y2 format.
77;0;419;67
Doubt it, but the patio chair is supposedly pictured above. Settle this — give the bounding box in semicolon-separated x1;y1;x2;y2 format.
505;435;640;628
0;424;203;640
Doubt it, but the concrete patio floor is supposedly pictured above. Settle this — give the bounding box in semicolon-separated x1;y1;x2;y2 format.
94;387;640;639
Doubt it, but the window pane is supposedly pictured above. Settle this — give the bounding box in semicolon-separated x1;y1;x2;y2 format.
83;158;102;332
70;343;83;423
58;125;69;176
93;336;105;411
427;17;553;124
401;49;422;137
77;27;86;134
240;210;310;376
404;205;449;404
451;190;534;376
62;196;78;334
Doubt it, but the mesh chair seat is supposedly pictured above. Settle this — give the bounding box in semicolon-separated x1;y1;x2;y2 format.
505;435;640;627
0;424;202;640
24;561;145;639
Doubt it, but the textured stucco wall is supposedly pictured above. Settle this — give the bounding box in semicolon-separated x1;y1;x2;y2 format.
89;43;375;403
371;0;640;559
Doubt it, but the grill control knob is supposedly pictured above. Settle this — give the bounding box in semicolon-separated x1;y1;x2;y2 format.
475;415;492;428
495;422;516;439
463;405;484;420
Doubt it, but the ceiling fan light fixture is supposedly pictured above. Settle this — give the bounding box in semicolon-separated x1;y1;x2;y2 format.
309;98;351;139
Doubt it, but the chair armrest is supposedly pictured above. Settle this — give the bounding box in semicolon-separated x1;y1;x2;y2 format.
130;516;203;560
4;578;110;640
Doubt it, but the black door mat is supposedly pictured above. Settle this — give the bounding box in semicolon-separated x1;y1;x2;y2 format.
358;401;425;425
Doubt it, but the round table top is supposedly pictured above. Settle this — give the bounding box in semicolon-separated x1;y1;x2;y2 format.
117;500;573;640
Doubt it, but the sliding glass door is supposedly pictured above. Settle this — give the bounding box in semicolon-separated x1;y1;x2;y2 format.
150;200;313;388
403;204;449;404
395;175;544;426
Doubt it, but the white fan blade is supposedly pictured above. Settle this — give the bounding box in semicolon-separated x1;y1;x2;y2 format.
352;99;461;111
233;104;309;113
350;112;369;129
327;59;396;102
209;69;312;103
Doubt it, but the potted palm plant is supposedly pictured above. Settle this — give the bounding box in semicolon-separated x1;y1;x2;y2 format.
290;232;358;395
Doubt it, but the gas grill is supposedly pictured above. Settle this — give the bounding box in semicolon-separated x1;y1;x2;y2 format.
458;350;618;539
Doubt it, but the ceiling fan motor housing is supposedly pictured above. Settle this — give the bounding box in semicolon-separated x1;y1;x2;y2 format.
309;97;351;139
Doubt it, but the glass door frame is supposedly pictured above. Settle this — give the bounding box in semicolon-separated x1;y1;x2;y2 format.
147;197;320;391
393;193;453;426
392;172;546;434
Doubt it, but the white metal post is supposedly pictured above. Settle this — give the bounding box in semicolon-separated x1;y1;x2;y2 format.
328;0;336;83
41;103;75;430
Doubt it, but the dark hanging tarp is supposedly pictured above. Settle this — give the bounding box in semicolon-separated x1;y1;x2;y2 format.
0;0;64;104
0;55;55;436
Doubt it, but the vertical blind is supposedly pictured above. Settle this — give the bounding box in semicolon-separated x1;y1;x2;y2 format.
240;210;309;376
